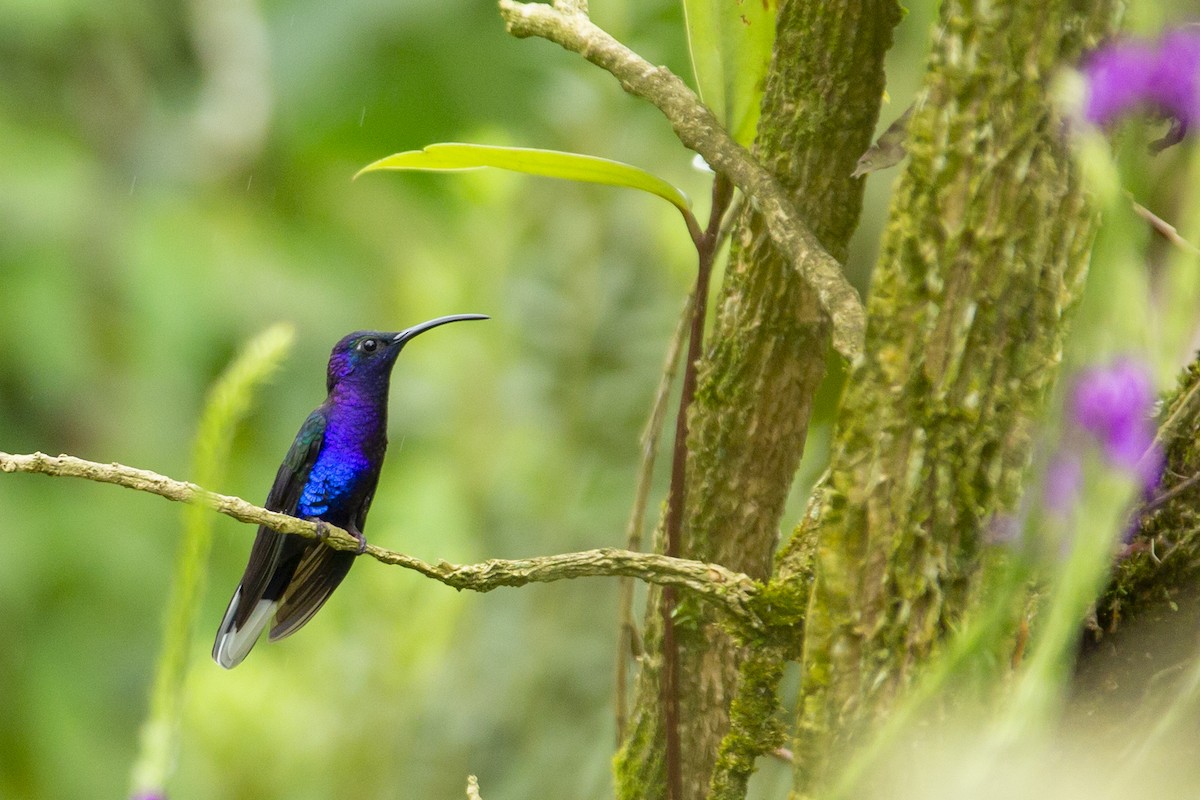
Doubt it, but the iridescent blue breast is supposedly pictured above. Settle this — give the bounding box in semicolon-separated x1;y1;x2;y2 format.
297;449;372;519
296;407;382;520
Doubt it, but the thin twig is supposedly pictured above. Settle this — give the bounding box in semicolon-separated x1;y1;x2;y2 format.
1152;375;1200;455
0;451;764;626
615;293;693;742
1141;470;1200;515
1128;193;1200;255
497;0;864;360
659;173;735;800
715;194;744;247
614;192;741;743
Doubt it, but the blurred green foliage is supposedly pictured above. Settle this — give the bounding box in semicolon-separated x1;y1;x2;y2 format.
131;323;294;798
0;1;725;795
21;0;1196;797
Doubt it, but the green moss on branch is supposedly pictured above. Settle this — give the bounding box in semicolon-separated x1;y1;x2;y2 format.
790;1;1120;792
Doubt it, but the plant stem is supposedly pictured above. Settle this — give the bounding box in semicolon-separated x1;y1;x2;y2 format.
616;294;693;742
660;173;735;799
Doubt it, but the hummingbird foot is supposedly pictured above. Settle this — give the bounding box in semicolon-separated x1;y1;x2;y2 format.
308;519;332;543
307;518;364;553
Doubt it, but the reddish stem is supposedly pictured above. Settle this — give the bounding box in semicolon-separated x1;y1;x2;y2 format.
661;173;733;800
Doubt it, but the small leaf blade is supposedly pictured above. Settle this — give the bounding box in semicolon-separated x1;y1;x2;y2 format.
682;0;727;129
357;143;692;217
682;0;779;146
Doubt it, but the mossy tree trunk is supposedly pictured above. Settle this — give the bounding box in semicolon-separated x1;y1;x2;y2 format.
1104;360;1200;627
614;2;901;798
786;0;1121;794
614;0;1134;797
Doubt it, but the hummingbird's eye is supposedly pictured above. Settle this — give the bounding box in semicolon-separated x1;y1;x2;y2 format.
359;338;379;353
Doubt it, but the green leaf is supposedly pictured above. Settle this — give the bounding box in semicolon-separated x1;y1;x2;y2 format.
682;0;779;146
357;143;692;218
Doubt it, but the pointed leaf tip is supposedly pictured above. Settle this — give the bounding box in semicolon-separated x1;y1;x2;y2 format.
356;143;692;218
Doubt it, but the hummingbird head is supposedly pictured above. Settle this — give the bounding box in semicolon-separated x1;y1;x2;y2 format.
326;314;488;394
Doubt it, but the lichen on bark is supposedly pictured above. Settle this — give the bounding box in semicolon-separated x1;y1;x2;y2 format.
789;0;1121;793
614;2;901;797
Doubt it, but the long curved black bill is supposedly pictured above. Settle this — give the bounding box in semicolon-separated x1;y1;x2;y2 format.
394;313;489;346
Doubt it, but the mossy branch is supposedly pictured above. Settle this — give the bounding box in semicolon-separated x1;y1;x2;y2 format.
497;0;865;360
0;450;763;627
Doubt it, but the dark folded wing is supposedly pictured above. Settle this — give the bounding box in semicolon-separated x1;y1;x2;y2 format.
268;469;380;640
231;409;327;629
268;546;354;641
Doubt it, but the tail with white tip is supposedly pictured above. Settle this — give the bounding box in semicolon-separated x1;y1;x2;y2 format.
212;587;278;669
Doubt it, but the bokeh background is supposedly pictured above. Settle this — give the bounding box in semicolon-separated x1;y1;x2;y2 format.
3;1;1187;798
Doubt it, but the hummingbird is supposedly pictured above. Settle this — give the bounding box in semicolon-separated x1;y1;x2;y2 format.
212;314;488;668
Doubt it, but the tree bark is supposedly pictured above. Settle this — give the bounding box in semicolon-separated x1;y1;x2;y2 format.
614;2;901;798
1102;359;1200;630
788;1;1121;793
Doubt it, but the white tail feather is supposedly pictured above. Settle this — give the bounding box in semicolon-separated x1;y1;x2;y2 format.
212;588;278;669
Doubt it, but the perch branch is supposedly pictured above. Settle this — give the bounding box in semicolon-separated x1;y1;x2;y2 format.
0;451;763;627
497;0;865;360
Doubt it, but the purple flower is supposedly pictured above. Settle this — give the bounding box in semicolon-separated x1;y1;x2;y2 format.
1083;28;1200;129
1154;31;1200;123
1070;358;1164;489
